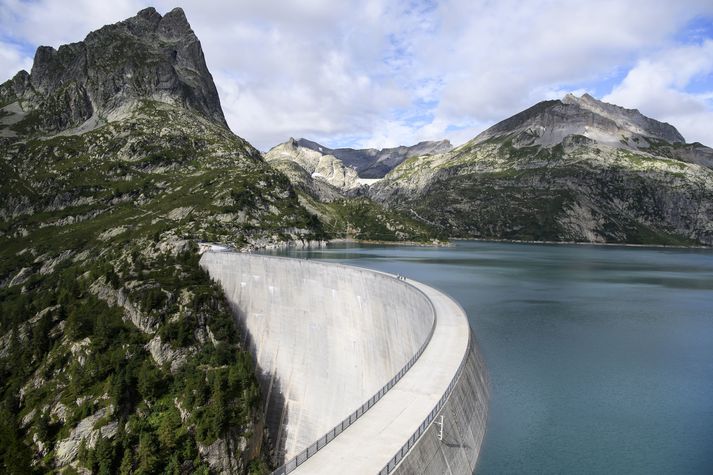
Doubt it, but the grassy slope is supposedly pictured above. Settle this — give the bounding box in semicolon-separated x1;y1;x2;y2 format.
299;193;445;243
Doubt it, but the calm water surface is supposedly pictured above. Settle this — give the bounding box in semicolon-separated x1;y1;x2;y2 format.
271;241;713;474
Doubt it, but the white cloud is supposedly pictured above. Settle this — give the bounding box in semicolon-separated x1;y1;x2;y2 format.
0;0;143;48
1;0;713;149
171;0;419;149
0;41;32;78
604;40;713;146
414;1;713;126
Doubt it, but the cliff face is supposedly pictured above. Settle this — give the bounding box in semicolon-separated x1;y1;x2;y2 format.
264;137;363;193
0;7;226;134
292;138;453;178
371;94;713;246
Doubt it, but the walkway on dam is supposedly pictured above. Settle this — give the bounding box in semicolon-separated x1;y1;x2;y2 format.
291;275;471;474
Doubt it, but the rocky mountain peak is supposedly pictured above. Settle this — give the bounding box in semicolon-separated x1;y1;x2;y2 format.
562;92;596;104
288;138;453;178
157;7;194;39
132;6;162;26
562;93;684;144
264;138;362;192
295;137;328;153
1;7;227;134
469;93;685;149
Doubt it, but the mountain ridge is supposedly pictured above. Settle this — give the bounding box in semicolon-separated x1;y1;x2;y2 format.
466;93;685;150
0;7;226;136
289;137;453;178
370;93;713;245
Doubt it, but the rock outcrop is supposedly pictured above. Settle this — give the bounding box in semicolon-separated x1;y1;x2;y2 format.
470;93;684;148
293;138;453;178
0;7;226;134
264;137;362;193
55;406;118;466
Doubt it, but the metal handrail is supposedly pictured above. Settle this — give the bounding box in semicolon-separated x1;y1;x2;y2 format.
271;275;437;475
378;332;473;475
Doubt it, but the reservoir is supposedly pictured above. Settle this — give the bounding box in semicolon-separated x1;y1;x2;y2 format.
270;241;713;474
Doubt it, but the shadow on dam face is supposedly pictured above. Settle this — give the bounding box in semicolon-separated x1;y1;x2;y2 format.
200;252;489;475
226;300;288;465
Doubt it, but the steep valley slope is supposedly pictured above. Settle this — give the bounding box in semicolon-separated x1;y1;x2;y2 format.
264;138;444;243
370;94;713;245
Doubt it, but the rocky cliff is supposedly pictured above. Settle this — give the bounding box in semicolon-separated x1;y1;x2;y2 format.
0;7;226;135
371;94;713;245
264;137;362;194
291;138;452;178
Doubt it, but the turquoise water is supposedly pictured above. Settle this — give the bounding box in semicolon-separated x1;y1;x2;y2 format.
270;241;713;474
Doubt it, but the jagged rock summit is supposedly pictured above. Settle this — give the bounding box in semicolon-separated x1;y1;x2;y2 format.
469;93;684;149
264;137;454;196
264;137;362;192
294;138;453;178
0;7;226;135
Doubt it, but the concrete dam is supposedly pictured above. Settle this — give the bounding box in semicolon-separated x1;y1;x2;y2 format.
200;253;489;474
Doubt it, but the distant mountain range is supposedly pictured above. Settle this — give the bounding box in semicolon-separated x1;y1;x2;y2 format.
263;138;452;194
291;138;453;178
272;93;713;245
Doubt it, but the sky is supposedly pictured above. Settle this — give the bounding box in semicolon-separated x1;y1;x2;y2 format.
1;0;713;151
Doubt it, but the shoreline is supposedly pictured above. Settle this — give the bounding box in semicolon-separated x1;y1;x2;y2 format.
327;237;453;247
241;236;712;253
450;237;712;250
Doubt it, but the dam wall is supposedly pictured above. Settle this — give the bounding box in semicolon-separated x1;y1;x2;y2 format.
199;253;436;463
390;334;489;474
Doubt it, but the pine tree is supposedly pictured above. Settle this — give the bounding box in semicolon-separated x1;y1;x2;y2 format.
136;431;158;474
95;433;115;475
157;409;180;450
0;409;33;475
77;437;90;468
32;312;52;359
210;373;227;439
164;453;181;475
119;447;134;475
137;360;162;403
35;410;50;442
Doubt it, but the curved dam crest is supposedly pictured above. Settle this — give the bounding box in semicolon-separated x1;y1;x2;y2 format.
200;252;489;474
